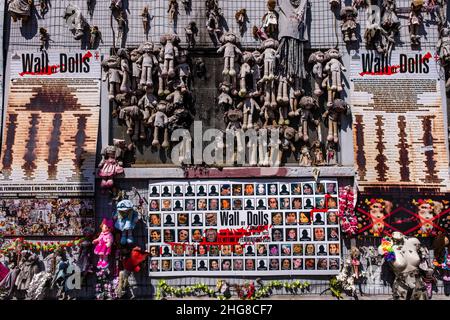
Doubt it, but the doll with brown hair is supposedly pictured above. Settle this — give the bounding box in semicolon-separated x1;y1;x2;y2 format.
412;199;443;236
409;0;423;45
350;246;365;297
433;232;450;296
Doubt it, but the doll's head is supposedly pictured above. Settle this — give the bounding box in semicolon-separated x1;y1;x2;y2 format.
220;32;238;44
101;218;114;232
308;51;325;64
325;48;341;61
283;126;297;141
262;38;278;50
350;246;360;259
299;96;318;110
267;0;276;10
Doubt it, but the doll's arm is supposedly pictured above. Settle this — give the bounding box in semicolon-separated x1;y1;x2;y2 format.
106;233;113;247
217;45;226;54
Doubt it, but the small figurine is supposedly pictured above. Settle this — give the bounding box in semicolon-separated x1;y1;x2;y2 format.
217;32;242;77
235;9;249;36
299;96;319;142
323;48;346;103
308;51;325;97
114;200;139;245
40;0;49;17
224;108;244;163
141;6;152;39
89;26;103;50
130;48;142;90
63;3;88;40
326;140;338;165
279;126;299;163
340;6;358;43
149;100;170;148
138;41;159;87
168;0;179;24
409;0;423;45
98;144;125;188
39;27;50;51
92;219;114;269
349;247;365;296
87;0;95;17
160;34;180;78
323;98;348;143
119;95;148;142
185;21;199;48
299;145;312;166
8;0;32;22
237;93;261;130
311;140;325;166
261;0;278;39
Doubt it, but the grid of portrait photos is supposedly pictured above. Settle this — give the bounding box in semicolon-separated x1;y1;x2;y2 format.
147;180;341;276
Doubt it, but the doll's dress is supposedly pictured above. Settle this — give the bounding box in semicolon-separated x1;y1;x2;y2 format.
99;158;124;178
94;231;113;256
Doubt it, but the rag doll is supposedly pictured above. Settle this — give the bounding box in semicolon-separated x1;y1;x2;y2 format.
217;32;242;77
93;218;114;269
98;144;124;189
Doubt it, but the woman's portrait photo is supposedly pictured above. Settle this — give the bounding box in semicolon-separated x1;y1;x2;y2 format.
329;243;340;255
232;184;243;196
326;183;337;195
173;260;184;271
268;183;278;195
317;258;328;270
209;245;220;256
293;258;303;270
272;228;284;241
281;258;291;270
313;212;325;225
327;197;338;209
177;213;189;226
285;212;297;225
281;244;291;256
149;245;160;257
205;228;218;242
256;183;266;195
329;258;340;270
161;199;172;211
220;184;231;196
244;184;254;196
327;212;338;225
269;244;279;256
303;183;313;195
315;197;325;209
286;228;297;241
221;199;231;210
161;260;172;271
313;227;325;241
305;258;315;270
272;212;283;225
245;258;255;270
291;183;301;195
234;244;244;256
149;214;161;227
197;244;208;256
185;245;195;256
315;183;325;195
161;186;172;197
299;212;310;225
327;227;339;241
192;214;203;226
269;258;280;270
205;212;217;226
178;229;189;242
257;244;267;256
233;259;244;271
163;229;175;242
163;214;175;226
293;244;303;256
268;197;278;210
150;260;160;272
192;229;203;242
280;198;290;210
197;198;207;211
209;185;219;196
210;259;219;271
185;186;195;197
221;259;232;271
305;243;315;256
149;186;160;197
149;199;160;211
185;199;195;211
197;185;207;196
232;199;243;210
185;259;196;271
221;245;232;256
150;229;161;242
173;244;184;256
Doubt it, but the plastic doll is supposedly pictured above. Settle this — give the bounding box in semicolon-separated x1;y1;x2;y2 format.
93;218;114;269
323;98;348;143
160;34;180;78
114;200;139;245
89;26;103;50
185;21;198;48
98;144;124;189
350;247;365;296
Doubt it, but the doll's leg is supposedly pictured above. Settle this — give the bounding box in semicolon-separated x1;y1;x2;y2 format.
139;120;146;140
336;71;343;92
331;72;338;91
109;83;115;100
152;127;160;146
168;59;175;77
303;120;309;142
126;117;133;135
270;87;277;108
248;137;257;166
277;80;284;103
243;110;249;130
147;67;153;86
121;72;130;93
126;229;134;243
289;97;297;118
268;61;275;80
162;127;170;148
282;80;289;103
162;60;169;76
158;76;165;96
229;58;236;77
264;61;270;80
223;57;230;75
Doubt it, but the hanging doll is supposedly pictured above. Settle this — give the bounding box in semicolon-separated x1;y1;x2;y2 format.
262;0;278;39
437;27;450;65
39;27;50;51
433;232;450;296
218;82;234;110
63;3;87;40
206;5;222;46
175;50;191;88
89;26;103;50
349;247;365;297
260;82;278;127
168;0;179;24
114;199;139;245
340;6;358;44
326;140;338;165
409;0;423;45
149;100;170;148
235;9;249;36
87;0;95;17
160;34;180;78
311;140;325;165
239;51;255;97
224;108;245;163
329;0;341;8
279;126;299;164
308;51;325;97
102;54;122;101
138;85;158;118
116;247;150;299
118;94;148;142
15;251;41;296
381;0;400;56
138;41;159;88
299;96;319;142
118;48;131;93
98;144;124;189
258;38;278;82
323;98;348;143
217;32;242;77
299;145;312;166
130;48;142;91
185;21;199;48
323;48;346;103
93;219;114;269
237;93;261;130
277;76;290;125
141;6;151;38
8;0;33;22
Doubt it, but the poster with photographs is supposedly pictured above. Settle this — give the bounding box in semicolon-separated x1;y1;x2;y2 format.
147;180;341;276
0;198;95;236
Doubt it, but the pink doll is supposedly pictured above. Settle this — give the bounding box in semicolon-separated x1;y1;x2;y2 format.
93;218;114;269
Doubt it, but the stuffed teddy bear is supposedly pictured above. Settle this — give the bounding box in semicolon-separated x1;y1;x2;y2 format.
98;145;125;189
340;6;358;43
160;34;180;78
299;96;319;142
217;32;242;77
308;51;325;97
93;218;114;268
149;100;170;148
114;200;139;245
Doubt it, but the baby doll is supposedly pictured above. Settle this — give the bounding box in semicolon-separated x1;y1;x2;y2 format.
93;219;114;269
